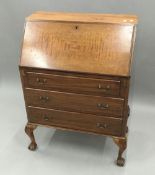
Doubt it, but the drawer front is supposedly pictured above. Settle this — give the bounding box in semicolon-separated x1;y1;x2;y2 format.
25;72;121;97
27;107;122;136
25;89;124;118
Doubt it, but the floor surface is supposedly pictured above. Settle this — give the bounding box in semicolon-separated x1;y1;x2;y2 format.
0;83;155;175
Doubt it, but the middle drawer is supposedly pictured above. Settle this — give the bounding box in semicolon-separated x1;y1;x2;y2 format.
25;88;124;118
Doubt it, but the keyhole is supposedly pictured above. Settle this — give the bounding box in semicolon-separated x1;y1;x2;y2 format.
75;26;79;30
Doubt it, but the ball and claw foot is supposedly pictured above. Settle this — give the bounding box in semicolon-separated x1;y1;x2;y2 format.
116;157;125;167
28;142;37;151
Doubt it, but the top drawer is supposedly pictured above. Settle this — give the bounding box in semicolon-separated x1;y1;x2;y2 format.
24;72;121;97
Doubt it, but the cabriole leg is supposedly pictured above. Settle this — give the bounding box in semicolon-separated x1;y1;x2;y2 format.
25;123;37;151
112;136;127;166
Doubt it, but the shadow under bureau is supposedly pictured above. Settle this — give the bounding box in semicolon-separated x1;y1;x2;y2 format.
19;12;138;166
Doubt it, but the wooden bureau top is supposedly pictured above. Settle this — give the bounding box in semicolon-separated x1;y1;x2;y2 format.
27;11;138;25
20;12;138;77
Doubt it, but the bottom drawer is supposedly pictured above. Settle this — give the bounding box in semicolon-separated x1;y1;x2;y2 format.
27;107;122;136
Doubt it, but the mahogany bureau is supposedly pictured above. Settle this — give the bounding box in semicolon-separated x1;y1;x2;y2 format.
19;12;138;166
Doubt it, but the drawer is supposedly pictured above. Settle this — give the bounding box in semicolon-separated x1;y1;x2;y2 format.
25;72;121;97
27;107;122;136
25;88;124;118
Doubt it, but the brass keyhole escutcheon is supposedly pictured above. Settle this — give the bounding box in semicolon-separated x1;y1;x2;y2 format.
43;115;49;121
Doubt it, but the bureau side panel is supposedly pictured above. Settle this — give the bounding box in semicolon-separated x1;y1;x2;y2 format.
120;77;130;136
19;67;30;121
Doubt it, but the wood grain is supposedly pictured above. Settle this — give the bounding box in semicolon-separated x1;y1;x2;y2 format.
25;71;121;97
20;20;136;76
27;11;138;24
27;106;122;136
25;88;124;117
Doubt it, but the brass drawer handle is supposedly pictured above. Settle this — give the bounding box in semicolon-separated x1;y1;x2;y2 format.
36;78;47;84
98;84;110;91
97;123;108;129
39;96;49;102
97;103;109;109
